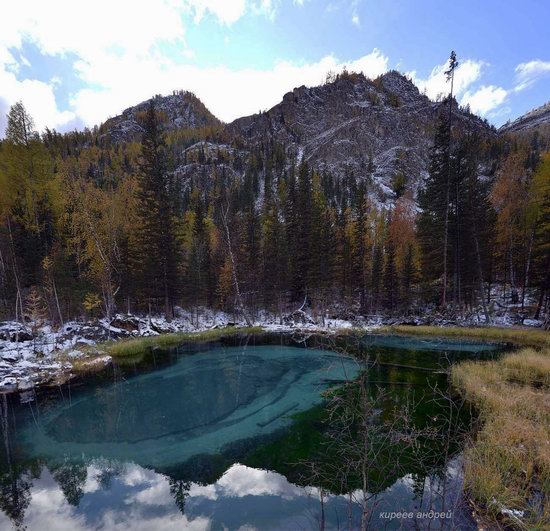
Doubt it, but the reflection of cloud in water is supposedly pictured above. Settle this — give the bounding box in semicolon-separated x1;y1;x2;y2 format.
217;463;304;500
0;458;467;530
0;464;211;531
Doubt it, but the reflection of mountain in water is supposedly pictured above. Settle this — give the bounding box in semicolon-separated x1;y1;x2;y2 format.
0;333;502;530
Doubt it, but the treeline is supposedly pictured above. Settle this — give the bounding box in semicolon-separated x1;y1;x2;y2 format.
0;100;550;325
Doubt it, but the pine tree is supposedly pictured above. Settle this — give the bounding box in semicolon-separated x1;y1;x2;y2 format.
371;242;384;312
530;153;550;323
287;162;313;302
1;102;54;321
441;50;459;306
261;199;287;317
401;243;416;309
133;100;179;318
187;195;212;307
417;118;451;302
456;133;492;321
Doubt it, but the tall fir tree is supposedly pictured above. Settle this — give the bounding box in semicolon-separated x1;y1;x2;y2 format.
417;117;452;303
133;100;179;318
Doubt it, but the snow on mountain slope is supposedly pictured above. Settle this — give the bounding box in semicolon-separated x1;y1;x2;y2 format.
226;70;495;202
500;101;550;135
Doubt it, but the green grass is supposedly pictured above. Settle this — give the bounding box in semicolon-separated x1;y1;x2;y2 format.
382;324;550;348
104;326;263;358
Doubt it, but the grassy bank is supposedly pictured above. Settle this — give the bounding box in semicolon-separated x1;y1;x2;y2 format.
383;325;550;526
384;324;550;348
104;326;263;358
451;346;550;528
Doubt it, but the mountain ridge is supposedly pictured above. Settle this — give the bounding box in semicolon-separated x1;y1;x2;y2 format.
98;70;498;204
499;100;550;136
99;90;221;143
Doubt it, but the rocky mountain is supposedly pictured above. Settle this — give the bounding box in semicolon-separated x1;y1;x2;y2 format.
99;90;221;143
98;71;496;204
225;70;495;202
500;101;550;135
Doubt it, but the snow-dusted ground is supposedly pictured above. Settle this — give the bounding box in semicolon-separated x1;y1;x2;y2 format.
0;293;546;394
0;307;378;393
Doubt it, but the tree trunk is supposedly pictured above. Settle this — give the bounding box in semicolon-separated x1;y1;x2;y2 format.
473;229;491;324
535;286;545;320
6;217;24;324
222;204;253;327
521;227;535;314
51;274;64;327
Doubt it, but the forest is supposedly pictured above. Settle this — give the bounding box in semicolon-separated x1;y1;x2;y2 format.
0;92;550;327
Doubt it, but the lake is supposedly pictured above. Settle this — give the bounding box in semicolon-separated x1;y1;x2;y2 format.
0;332;504;530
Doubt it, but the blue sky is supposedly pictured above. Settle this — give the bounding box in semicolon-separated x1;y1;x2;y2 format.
1;0;549;135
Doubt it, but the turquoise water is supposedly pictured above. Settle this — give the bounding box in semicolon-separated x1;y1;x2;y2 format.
0;333;504;530
21;346;360;469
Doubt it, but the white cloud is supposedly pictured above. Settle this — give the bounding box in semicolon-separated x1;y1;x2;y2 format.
0;66;76;132
408;58;485;101
1;0;332;134
0;0;188;133
217;463;304;499
70;49;389;125
514;59;550;91
351;0;361;26
0;0;187;59
188;0;247;25
461;85;507;116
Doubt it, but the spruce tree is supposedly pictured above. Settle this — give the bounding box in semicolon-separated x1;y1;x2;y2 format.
417;118;451;302
134;100;179;318
383;237;398;311
187;195;212;307
401;243;416;310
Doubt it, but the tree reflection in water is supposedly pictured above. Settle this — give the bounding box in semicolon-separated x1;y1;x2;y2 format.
0;333;499;530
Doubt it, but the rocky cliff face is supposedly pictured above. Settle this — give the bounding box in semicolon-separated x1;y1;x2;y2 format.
500;101;550;135
99;71;496;204
100;90;221;143
226;70;495;202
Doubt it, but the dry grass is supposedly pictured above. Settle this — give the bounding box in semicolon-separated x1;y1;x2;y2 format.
104;326;263;358
385;324;550;348
451;346;550;528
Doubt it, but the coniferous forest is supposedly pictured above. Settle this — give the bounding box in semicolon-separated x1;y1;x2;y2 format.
1;7;550;525
1;81;550;327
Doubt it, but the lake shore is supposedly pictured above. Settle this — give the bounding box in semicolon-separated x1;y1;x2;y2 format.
2;313;548;527
451;343;550;529
1;308;546;393
0;308;374;392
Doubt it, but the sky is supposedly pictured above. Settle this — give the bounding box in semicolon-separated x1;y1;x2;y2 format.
1;0;549;136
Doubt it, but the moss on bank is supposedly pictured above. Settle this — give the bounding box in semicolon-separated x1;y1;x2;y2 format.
104;326;264;358
384;324;550;348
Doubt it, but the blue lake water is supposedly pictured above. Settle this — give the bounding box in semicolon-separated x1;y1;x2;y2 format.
0;333;504;530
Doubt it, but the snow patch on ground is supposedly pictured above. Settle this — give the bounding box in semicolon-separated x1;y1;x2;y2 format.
0;307;377;393
0;294;545;394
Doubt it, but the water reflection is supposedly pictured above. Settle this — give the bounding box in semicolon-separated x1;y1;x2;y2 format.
0;333;502;529
0;460;470;531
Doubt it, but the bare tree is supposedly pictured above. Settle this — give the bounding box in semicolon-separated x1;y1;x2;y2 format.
442;51;458;307
221;202;253;326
